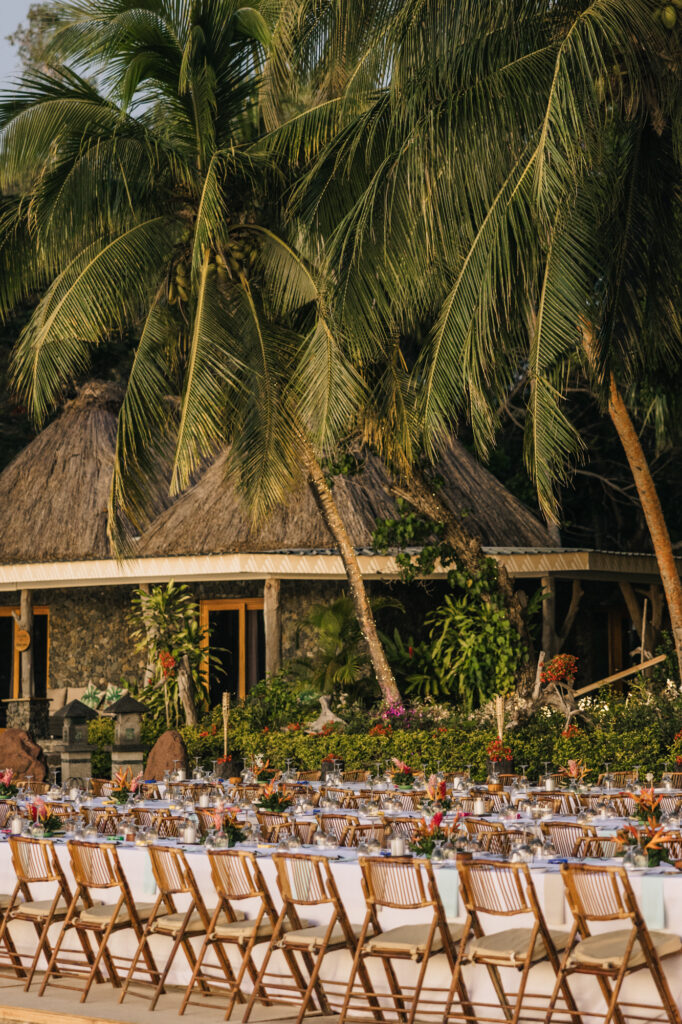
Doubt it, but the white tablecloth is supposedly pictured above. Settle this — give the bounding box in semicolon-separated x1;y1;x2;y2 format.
2;839;682;1016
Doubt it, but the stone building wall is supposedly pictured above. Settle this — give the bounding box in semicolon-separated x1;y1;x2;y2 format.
0;578;349;696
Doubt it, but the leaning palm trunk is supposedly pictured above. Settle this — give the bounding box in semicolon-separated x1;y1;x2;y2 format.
177;655;199;727
606;375;682;680
302;444;401;704
582;325;682;680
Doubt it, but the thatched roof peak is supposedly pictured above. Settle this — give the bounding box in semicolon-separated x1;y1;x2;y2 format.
0;379;120;564
138;439;552;558
63;380;123;414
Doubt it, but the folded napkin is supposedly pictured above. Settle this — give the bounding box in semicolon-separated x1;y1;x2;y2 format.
141;856;158;896
544;872;566;926
435;866;459;919
640;875;665;930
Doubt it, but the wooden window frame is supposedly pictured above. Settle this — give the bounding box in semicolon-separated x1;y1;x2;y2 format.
199;598;264;701
0;606;50;698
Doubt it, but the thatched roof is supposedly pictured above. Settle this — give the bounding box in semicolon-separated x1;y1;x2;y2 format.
0;381;121;564
138;439;551;557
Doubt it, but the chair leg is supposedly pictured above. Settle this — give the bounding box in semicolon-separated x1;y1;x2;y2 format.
405;919;438;1024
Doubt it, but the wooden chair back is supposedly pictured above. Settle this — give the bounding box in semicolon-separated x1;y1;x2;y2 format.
319;813;354;845
360;854;431;910
346;821;388;847
0;802;15;827
342;771;368;783
458;859;533;916
155;814;182;838
541;821;595;858
295;771;321;782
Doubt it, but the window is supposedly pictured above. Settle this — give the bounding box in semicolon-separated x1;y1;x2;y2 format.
0;607;50;725
200;599;265;704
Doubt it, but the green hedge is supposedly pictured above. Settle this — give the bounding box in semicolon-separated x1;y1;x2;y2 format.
89;680;682;782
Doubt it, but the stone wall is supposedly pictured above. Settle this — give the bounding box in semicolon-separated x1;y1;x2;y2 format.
0;585;145;692
0;579;349;696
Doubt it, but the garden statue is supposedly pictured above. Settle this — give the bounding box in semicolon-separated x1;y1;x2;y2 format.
306;695;346;734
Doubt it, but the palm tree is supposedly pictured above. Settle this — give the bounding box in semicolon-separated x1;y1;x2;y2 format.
282;0;682;679
0;0;400;705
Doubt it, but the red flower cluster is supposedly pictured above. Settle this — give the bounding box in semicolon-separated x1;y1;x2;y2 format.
541;653;578;688
487;738;512;762
562;723;579;738
369;723;392;736
159;650;176;678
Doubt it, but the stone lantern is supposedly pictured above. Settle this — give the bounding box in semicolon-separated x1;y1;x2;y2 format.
58;699;98;781
106;695;149;776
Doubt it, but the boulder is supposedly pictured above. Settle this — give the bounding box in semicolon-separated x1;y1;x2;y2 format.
144;730;188;780
0;729;47;781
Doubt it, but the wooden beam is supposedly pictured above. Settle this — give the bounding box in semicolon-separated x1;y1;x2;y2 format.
574;653;667;696
19;589;34;699
264;577;282;677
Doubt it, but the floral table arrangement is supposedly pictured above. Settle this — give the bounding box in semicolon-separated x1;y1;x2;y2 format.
391;758;417;790
255;783;292;813
558;759;591;787
424;775;452;811
211;810;246;846
110;768;143;805
410;812;448;857
0;770;18;799
27;799;63;837
616;788;670;867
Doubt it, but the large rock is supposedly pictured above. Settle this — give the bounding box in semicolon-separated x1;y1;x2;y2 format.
0;729;47;781
145;730;188;780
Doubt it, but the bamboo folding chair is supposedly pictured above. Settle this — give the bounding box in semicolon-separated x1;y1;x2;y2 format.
0;802;16;828
533;795;563;814
139;783;160;800
611;795;638;817
96;812;121;836
295;771;321;782
577;794;605;810
130;807;157;829
17;780;49;795
0;837;82;989
242;851;372;1024
598;771;638;787
670;773;682;790
89;780;108;797
339;855;471;1024
389;817;422;841
39;840;159;1002
99;782;114;797
659;795;682;815
271;820;319;845
395;792;423;812
463;818;504;840
489;791;511;813
155;814;182;838
546;863;682;1024
497;774;518;785
459;796;493;813
541;822;597;858
180;849;281;1018
195;807;218;835
483;829;525;857
256;811;289;841
573;837;621;859
442;859;580;1024
120;845;226;1009
343;771;370;783
346;822;389;848
319;814;355;846
321;787;351;807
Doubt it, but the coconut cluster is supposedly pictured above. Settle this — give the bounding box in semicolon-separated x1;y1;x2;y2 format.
655;0;682;28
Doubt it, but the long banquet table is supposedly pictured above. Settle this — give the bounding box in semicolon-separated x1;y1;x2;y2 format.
2;836;682;1017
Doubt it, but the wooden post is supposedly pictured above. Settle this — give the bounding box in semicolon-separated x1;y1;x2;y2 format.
541;575;557;658
222;691;230;759
19;589;34;699
263;578;282;677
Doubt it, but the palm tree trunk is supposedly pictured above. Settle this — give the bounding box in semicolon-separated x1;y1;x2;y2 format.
177;655;199;727
581;323;682;679
302;444;401;704
606;374;682;679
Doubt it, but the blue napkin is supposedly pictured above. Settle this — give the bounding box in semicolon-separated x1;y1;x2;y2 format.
435;867;459;919
640;876;665;930
141;856;157;896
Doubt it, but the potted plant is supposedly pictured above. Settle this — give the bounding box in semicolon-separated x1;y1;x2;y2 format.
320;754;344;782
486;738;513;777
